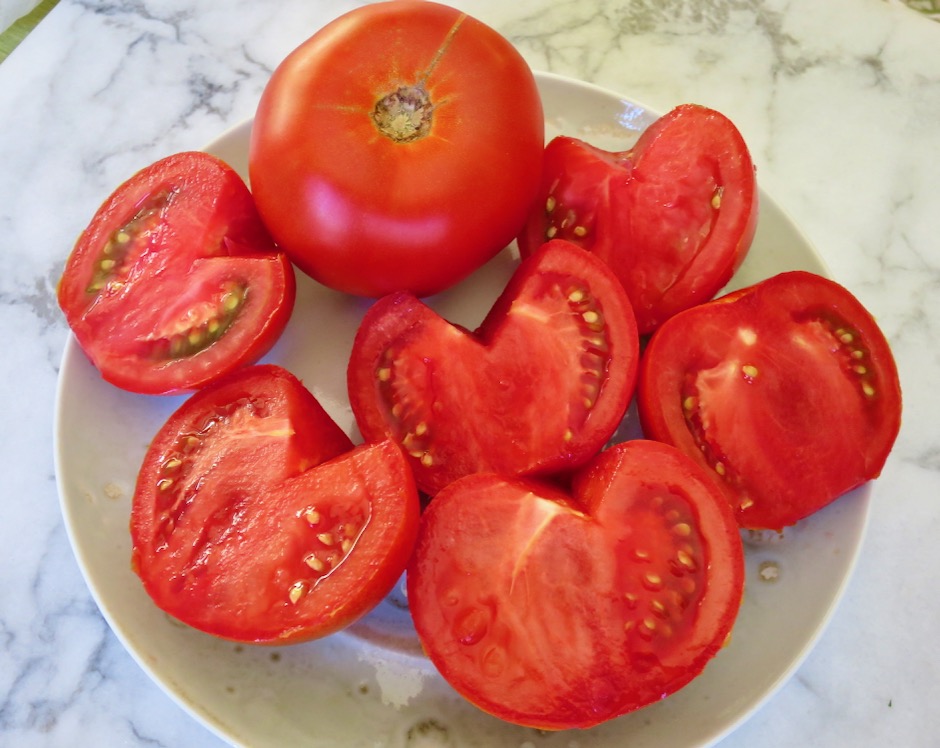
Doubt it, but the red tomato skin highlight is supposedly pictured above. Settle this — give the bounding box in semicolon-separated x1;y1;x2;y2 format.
407;440;744;729
638;270;902;530
249;0;544;297
130;364;420;644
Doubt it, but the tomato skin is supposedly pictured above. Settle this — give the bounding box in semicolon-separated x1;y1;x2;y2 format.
407;440;744;730
347;239;639;495
249;0;544;298
130;364;420;644
638;270;902;530
519;105;758;334
58;151;295;395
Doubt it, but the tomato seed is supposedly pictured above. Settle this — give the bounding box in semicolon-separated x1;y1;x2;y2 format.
545;196;557;213
288;581;307;604
643;573;663;590
573;225;588;237
673;522;691;537
317;532;335;546
305;555;326;572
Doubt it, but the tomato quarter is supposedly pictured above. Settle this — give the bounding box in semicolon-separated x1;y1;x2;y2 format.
519;104;758;334
58;151;295;395
638;270;902;530
407;439;745;730
131;365;420;644
249;0;544;297
347;239;639;495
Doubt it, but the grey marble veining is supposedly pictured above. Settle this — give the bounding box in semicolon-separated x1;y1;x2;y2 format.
2;0;938;745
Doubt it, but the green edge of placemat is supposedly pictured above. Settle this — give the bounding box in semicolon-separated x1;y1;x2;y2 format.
0;0;60;64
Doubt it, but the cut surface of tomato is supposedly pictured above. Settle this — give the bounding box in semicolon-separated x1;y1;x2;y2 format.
519;104;758;334
58;151;295;395
638;270;902;530
347;239;639;495
249;0;544;297
131;364;420;644
407;439;745;730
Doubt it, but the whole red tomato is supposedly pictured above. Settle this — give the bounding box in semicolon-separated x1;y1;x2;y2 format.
249;1;544;298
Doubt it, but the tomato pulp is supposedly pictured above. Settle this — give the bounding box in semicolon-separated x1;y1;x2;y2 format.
408;440;745;729
131;365;420;643
347;239;640;495
58;151;295;395
249;0;544;297
519;104;758;334
638;270;902;530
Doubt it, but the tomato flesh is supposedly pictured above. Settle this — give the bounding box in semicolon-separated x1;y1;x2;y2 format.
131;365;420;643
347;239;639;495
407;440;745;729
58;151;295;395
249;0;544;297
519;104;758;334
638;270;902;530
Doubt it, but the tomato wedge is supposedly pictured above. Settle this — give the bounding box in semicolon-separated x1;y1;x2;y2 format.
58;152;295;395
407;439;745;730
519;104;758;334
347;239;639;495
131;365;420;643
638;270;902;530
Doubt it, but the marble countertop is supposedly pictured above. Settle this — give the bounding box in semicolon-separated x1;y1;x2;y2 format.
2;0;938;745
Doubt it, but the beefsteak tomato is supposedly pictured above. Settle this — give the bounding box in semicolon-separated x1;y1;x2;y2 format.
131;364;420;644
407;439;745;729
638;270;902;530
347;239;639;495
58;151;295;395
249;0;544;298
518;104;758;334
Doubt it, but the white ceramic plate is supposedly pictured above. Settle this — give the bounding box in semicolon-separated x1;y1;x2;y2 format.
54;72;871;748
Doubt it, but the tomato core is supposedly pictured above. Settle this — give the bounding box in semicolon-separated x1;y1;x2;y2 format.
371;86;434;143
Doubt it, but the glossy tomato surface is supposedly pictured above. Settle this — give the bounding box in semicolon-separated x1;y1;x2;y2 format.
638;270;902;530
347;239;639;495
131;365;420;644
407;439;745;730
519;104;758;334
58;151;295;395
249;0;544;298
